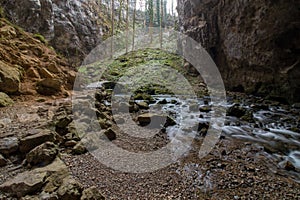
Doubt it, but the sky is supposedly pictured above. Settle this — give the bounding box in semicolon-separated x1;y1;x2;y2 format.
136;0;178;16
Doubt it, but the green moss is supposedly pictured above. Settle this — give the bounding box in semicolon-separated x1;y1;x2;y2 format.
33;33;47;44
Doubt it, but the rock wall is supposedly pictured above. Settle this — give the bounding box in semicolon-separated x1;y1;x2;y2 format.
0;0;109;66
178;0;300;103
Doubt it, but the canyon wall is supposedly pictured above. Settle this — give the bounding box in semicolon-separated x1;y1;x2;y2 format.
0;0;109;66
178;0;300;103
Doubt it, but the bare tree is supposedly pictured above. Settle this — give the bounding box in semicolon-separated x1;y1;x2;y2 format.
110;0;115;58
125;0;129;53
132;0;137;50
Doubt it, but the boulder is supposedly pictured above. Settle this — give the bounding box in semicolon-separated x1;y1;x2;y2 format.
0;137;19;155
72;142;87;155
227;104;246;118
136;101;149;109
0;60;22;93
26;142;58;166
0;92;14;107
19;130;55;153
137;113;176;128
37;158;70;194
0;170;47;197
104;128;117;141
81;186;105;200
57;178;83;200
36;78;62;95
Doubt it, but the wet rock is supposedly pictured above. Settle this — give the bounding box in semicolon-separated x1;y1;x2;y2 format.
104;128;117;141
292;103;300;109
0;170;47;197
136;101;149;109
20;130;55;153
72;142;87;155
0;137;19;155
137;113;176;128
199;105;211;113
26;142;58;166
36;78;62;95
158;99;168;104
0;92;14;107
0;60;22;93
81;186;105;200
134;93;154;102
227;104;246;118
0;154;7;167
57;178;83;200
189;103;199;112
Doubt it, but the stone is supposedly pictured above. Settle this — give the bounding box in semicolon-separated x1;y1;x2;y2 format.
0;154;7;167
72;142;87;155
37;158;69;194
26;142;58;166
26;67;40;79
227;104;246;118
36;78;62;95
55;115;73;129
136;101;149;109
199;105;211;113
104;128;117;141
137;113;176;128
64;140;78;147
0;137;19;155
0;60;22;93
0;170;47;197
38;68;55;79
20;130;55;153
81;186;105;200
57;178;83;200
0;92;14;107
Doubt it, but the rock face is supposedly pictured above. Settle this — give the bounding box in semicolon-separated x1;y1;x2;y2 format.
1;0;109;66
0;18;76;95
177;0;300;103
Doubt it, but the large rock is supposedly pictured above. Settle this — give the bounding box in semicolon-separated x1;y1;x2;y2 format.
0;92;14;107
26;142;58;166
137;113;176;128
0;60;22;93
81;186;105;200
177;0;300;103
1;0;109;66
19;130;55;153
57;178;83;200
0;137;19;155
0;158;69;198
0;170;47;197
36;78;62;95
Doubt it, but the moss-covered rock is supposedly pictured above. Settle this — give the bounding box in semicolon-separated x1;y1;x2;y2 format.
0;92;14;107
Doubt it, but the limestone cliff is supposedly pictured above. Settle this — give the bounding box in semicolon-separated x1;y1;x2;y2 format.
0;0;110;66
178;0;300;103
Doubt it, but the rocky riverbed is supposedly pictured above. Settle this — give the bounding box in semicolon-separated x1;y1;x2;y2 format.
0;83;300;199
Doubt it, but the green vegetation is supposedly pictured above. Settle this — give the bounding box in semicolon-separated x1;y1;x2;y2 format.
79;48;208;97
33;33;47;44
